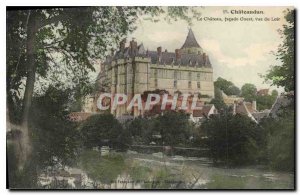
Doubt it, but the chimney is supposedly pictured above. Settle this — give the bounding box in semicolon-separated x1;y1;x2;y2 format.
202;53;206;64
252;100;257;111
157;47;162;56
119;38;126;52
130;38;137;55
175;49;181;60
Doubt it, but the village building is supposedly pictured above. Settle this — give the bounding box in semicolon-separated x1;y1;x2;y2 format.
257;89;269;96
190;104;218;123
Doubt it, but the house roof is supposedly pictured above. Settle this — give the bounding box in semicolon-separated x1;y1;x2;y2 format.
235;102;250;115
269;94;293;117
257;89;269;96
252;111;270;122
244;102;256;113
234;102;258;123
192;104;214;117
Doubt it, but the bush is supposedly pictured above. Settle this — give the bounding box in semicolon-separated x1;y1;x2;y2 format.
80;114;131;150
202;113;265;166
261;109;294;172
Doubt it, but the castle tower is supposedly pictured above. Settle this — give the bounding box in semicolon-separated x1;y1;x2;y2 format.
181;28;203;54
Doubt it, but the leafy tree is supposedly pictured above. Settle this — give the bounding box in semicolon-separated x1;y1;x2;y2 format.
241;83;257;101
256;94;277;111
263;9;295;92
210;87;227;110
125;117;154;144
227;85;241;96
7;6;203;171
7;85;80;188
260;109;294;172
79;114;131;149
30;86;80;168
214;77;240;96
153;111;192;147
202;113;264;166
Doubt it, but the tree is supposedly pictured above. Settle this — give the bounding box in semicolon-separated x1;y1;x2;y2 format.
210;87;227;110
256;94;277;111
214;77;240;96
124;117;154;144
7;85;80;188
79;114;131;149
7;7;203;171
241;83;257;101
202;113;265;166
263;9;295;92
227;85;241;96
153;111;192;147
260;109;294;172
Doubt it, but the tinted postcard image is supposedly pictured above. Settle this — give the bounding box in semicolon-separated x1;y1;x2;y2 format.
6;6;295;189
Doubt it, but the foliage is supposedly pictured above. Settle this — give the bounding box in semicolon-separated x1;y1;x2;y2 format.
7;85;80;188
30;85;81;168
124;117;153;144
263;9;295;92
260;108;294;172
241;83;257;101
202;113;264;166
153;111;192;147
79;113;131;149
210;87;227;111
256;93;277;111
214;77;240;96
6;7;204;122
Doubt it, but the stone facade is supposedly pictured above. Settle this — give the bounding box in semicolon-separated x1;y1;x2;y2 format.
96;29;214;117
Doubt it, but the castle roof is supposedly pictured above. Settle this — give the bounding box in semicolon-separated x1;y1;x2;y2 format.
104;29;211;67
148;51;211;67
181;28;201;49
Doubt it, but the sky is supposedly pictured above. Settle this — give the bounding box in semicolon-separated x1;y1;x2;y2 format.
124;6;293;92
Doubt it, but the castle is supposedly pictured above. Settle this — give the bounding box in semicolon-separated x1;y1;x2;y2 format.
95;28;214;117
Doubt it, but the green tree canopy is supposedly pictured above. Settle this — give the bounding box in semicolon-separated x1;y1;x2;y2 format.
153;111;192;147
202;113;265;166
79;114;131;149
263;9;295;92
6;6;204;172
214;77;240;96
241;83;257;101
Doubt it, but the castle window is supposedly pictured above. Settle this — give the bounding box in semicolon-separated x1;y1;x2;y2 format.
155;79;158;88
174;70;178;79
188;81;191;88
154;69;158;78
197;73;200;80
188;72;192;80
174;80;177;88
197;82;200;89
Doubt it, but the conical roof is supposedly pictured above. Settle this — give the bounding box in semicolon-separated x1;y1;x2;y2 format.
181;28;201;49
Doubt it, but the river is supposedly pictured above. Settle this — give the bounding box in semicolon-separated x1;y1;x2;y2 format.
123;151;294;189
